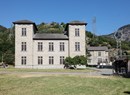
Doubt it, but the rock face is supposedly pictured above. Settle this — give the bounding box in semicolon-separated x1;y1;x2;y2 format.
104;24;130;42
118;24;130;41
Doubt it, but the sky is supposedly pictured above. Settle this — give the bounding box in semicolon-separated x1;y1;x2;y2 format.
0;0;130;35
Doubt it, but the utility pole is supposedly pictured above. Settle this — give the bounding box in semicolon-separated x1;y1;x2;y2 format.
114;29;123;59
92;17;96;39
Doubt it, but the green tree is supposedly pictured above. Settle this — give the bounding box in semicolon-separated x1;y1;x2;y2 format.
73;56;87;66
37;22;64;33
79;56;87;65
73;56;80;66
60;22;66;29
0;30;14;65
89;39;99;46
3;50;14;64
86;31;93;38
65;56;73;65
64;56;87;69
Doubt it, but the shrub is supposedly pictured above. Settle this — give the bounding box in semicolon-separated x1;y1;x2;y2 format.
64;56;87;69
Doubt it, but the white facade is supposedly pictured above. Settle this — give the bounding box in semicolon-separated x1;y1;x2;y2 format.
32;40;69;69
15;24;34;68
68;25;86;57
14;20;87;69
87;47;109;65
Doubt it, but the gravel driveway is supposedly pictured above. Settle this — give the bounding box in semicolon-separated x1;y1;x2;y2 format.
0;68;113;77
87;68;113;76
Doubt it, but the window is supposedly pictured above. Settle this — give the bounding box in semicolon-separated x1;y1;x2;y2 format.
60;56;65;64
38;56;43;65
22;28;26;36
75;42;80;51
21;56;26;65
88;59;91;63
75;28;80;36
105;59;108;63
60;42;65;51
98;52;101;56
98;58;102;63
49;42;54;51
49;56;54;64
38;42;43;51
21;42;26;51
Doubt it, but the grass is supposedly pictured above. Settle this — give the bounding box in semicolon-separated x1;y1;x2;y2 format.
0;74;130;95
0;68;130;95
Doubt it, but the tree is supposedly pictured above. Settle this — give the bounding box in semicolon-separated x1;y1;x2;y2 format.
64;57;74;69
73;56;80;66
73;56;87;66
64;56;87;69
89;39;99;46
0;30;15;65
37;22;64;33
86;31;93;38
65;57;73;64
79;56;87;65
3;50;14;65
60;22;66;29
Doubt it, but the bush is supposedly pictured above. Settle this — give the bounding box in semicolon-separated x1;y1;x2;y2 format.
64;56;87;69
79;56;87;65
73;56;80;66
65;57;73;65
64;57;74;69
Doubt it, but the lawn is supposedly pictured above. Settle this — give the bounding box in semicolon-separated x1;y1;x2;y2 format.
0;68;130;95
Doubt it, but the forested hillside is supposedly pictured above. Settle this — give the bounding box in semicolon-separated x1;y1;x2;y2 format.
0;25;7;32
0;27;14;65
87;31;130;50
37;22;66;33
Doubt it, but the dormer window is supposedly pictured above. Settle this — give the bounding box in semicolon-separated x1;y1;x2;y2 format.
22;28;26;36
75;28;80;36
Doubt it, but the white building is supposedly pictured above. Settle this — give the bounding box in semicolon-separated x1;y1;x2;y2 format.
13;20;87;69
87;46;109;66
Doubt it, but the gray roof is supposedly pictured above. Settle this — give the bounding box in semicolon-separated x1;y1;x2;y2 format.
88;46;108;51
68;21;87;25
13;20;35;24
13;20;38;31
33;33;69;40
65;20;87;31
